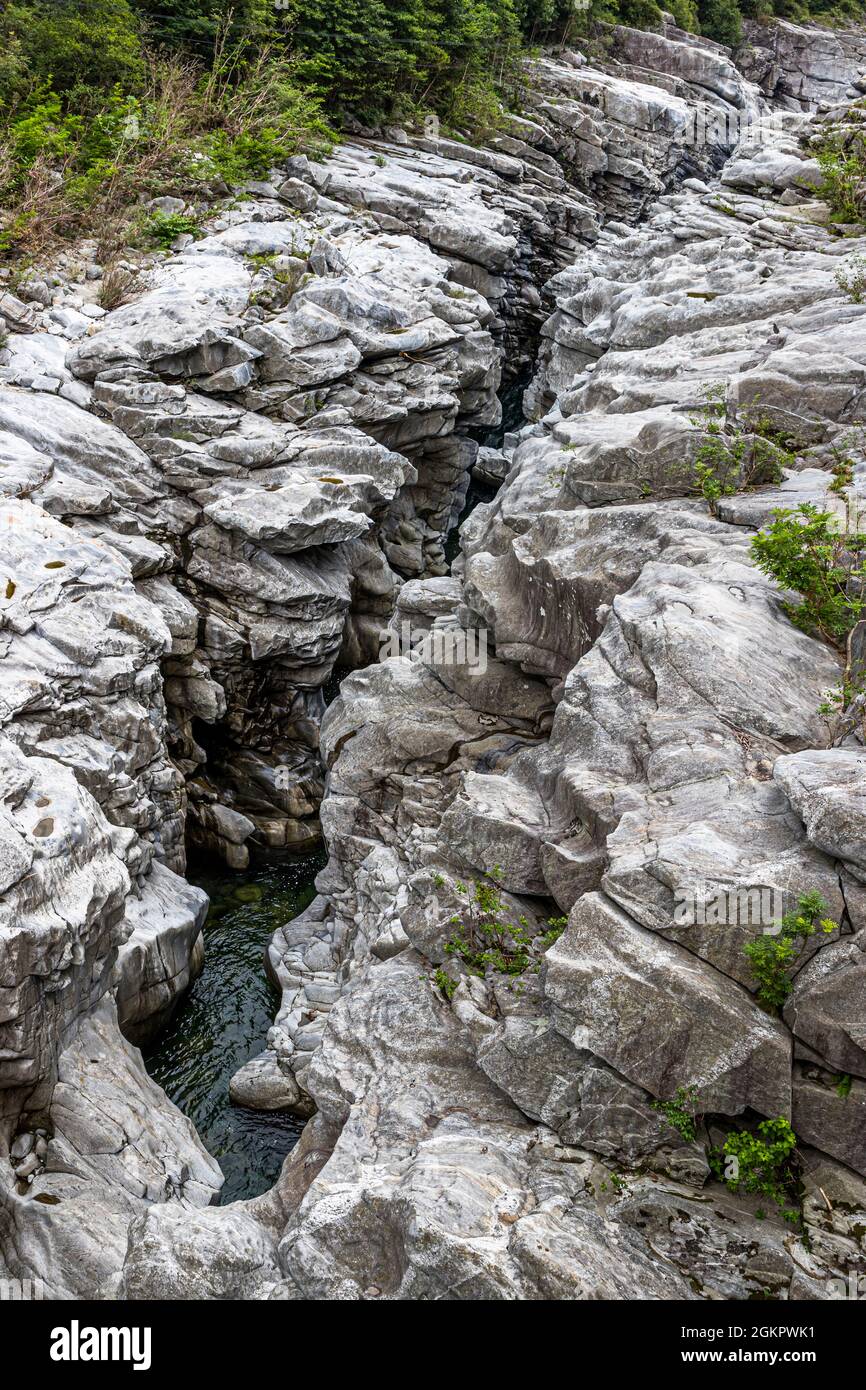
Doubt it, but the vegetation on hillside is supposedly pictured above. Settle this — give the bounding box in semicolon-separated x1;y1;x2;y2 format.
1;0;865;261
812;107;866;224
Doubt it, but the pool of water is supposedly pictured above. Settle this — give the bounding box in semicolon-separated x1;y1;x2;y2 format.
144;852;324;1203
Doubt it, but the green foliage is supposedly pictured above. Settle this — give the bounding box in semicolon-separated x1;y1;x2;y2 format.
651;1086;700;1143
697;0;743;44
819;674;866;719
0;0;145;106
143;209;199;246
709;1116;801;1224
436;867;567;991
750;502;866;649
0;26;334;257
270;0;525;131
433;966;458;999
836;1072;853;1098
132;0;277;58
815;124;866;224
690;384;795;513
196;36;335;175
743;891;838;1012
836;253;866;303
667;0;701;26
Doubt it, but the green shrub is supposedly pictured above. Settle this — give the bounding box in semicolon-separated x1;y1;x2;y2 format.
651;1085;700;1142
274;0;526;130
667;0;701;26
0;37;334;258
132;0;277;59
709;1116;801;1225
750;502;866;649
814;119;866;225
743;890;838;1012
436;867;567;991
697;0;743;44
143;209;199;246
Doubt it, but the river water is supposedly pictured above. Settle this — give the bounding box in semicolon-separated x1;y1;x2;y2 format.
144;852;324;1203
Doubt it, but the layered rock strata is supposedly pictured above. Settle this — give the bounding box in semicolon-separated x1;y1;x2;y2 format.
3;21;866;1299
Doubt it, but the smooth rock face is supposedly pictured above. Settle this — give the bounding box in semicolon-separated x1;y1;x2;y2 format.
0;500;221;1295
5;22;866;1302
774;749;866;882
739;18;866;109
785;935;866;1079
793;1065;866;1178
113;863;208;1047
545;893;792;1118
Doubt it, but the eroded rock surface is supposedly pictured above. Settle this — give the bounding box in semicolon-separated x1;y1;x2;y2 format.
4;21;866;1301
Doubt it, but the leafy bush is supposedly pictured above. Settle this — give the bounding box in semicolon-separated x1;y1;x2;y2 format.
272;0;526;131
132;0;277;58
0;0;145;104
813;117;866;225
667;0;701;26
435;867;567;990
199;46;334;179
0;32;334;258
143;209;199;246
743;891;838;1012
651;1086;700;1142
709;1116;801;1224
697;0;743;44
750;502;866;649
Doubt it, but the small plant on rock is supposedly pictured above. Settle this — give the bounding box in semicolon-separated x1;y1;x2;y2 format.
743;890;838;1013
435;867;567;994
814;121;866;225
690;385;796;514
709;1116;801;1226
651;1085;700;1143
433;966;457;1001
143;210;199;248
836;253;866;304
97;261;140;309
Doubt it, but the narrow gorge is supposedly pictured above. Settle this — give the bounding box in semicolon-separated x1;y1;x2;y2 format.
2;13;866;1302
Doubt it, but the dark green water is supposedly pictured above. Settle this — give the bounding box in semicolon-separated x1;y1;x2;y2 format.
145;852;324;1203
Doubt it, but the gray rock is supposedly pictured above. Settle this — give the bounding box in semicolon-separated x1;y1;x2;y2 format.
229;1052;303;1112
793;1064;866;1177
775;749;866;882
545;892;792;1117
